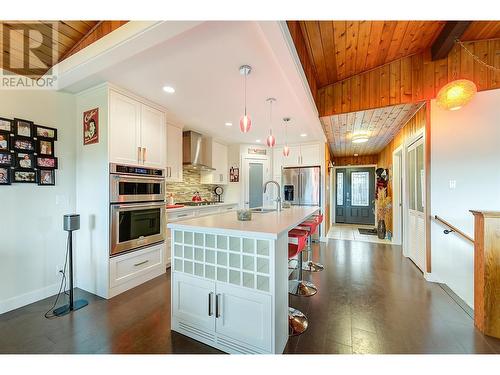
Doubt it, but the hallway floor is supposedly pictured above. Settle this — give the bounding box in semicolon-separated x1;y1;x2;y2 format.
328;223;392;244
1;240;499;354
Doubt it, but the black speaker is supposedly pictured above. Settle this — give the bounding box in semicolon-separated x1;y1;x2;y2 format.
63;214;80;232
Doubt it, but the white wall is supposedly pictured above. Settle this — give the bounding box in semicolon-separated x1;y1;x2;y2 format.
430;89;500;307
0;90;76;314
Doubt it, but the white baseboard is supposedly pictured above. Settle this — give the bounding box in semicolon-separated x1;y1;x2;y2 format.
0;283;60;315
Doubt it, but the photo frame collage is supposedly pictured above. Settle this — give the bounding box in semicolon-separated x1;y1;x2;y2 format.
0;117;58;186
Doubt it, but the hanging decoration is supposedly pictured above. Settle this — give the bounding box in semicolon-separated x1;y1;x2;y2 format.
239;65;252;133
265;97;276;147
436;39;481;111
282;117;291;157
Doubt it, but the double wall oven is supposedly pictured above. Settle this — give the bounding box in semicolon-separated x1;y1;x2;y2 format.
110;163;166;257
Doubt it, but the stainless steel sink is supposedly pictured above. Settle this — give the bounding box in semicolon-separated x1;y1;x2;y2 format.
251;208;277;213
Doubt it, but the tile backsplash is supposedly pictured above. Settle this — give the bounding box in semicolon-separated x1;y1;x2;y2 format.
166;167;221;202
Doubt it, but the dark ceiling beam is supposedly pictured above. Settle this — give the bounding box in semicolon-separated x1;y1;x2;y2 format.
431;21;472;60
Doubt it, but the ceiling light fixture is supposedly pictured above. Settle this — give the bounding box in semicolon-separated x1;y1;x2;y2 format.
283;117;291;157
255;139;261;143
266;97;276;147
225;122;233;127
352;134;369;143
162;86;175;94
300;133;307;137
239;65;252;133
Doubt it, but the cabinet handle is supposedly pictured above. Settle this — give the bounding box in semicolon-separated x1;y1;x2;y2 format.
208;292;214;316
215;293;221;318
169;167;172;178
137;146;142;163
177;213;188;218
133;260;149;267
142;147;146;163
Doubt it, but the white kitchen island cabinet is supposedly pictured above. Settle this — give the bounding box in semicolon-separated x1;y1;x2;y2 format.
168;206;318;354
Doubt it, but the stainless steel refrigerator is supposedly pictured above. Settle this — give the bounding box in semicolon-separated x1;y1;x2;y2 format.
282;166;321;206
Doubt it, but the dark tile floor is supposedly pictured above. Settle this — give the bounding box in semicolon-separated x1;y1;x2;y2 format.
1;239;499;354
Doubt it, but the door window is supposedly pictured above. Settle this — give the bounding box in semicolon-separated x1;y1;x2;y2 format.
351;172;369;206
336;172;344;205
248;163;263;208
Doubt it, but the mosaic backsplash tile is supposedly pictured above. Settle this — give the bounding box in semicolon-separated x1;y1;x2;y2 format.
166;167;221;202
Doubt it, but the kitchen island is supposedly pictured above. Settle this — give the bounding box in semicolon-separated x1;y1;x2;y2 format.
167;206;319;354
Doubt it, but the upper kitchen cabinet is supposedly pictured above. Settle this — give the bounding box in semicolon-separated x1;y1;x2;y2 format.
166;123;183;182
201;138;228;185
272;142;321;173
109;90;166;168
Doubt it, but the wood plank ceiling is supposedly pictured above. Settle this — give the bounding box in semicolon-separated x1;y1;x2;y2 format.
320;102;423;157
0;21;127;77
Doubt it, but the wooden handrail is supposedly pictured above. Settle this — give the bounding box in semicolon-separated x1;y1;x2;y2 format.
434;215;474;243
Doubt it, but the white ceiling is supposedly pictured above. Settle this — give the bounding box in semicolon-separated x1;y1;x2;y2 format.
62;21;325;145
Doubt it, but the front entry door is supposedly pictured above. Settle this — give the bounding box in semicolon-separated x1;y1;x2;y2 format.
335;167;375;225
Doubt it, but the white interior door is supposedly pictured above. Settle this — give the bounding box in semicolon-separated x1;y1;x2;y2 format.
242;157;271;208
405;137;425;272
392;148;403;245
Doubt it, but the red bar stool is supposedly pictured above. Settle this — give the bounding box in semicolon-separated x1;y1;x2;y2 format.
288;229;318;298
298;214;325;272
287;229;310;336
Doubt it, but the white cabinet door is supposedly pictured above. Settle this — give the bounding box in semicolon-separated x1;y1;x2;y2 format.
273;147;284;176
215;283;271;352
109;91;141;165
283;145;301;167
300;143;321;166
172;273;215;332
213;141;228;185
140;104;166;168
166;124;183;182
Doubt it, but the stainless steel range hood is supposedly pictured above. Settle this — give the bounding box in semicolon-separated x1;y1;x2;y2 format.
182;131;216;171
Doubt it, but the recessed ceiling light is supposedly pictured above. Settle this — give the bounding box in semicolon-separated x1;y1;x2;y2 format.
255;139;261;143
354;153;359;157
162;86;175;94
300;133;307;137
225;122;233;127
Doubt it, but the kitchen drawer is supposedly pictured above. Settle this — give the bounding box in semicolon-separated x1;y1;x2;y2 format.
110;243;165;288
168;210;197;221
221;205;237;212
198;206;221;217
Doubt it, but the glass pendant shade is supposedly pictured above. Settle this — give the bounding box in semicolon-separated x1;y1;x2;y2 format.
266;132;276;147
283;145;290;157
436;79;477;111
239;114;252;133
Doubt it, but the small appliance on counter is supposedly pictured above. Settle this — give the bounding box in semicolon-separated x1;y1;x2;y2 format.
167;193;175;206
192;191;202;202
214;186;224;202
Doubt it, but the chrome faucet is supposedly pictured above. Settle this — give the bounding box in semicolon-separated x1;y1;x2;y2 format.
263;180;282;212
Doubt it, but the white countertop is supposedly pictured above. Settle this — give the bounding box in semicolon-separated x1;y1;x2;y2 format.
167;206;319;239
166;202;238;213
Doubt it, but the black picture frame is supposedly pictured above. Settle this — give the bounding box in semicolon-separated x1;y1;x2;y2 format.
0;151;13;166
0;131;11;152
0;117;13;133
34;125;57;141
37;138;54;156
15;152;35;169
0;166;11;185
14;118;34;138
13;136;35;153
12;169;37;183
36;156;58;169
38;169;55;186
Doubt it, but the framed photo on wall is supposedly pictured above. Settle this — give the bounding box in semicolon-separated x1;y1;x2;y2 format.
13;137;35;153
83;108;99;145
0;118;13;133
0;167;11;185
35;125;57;140
38;169;55;186
14;118;34;138
37;139;54;156
0;151;12;166
15;153;35;169
36;156;58;169
0;132;10;151
12;169;36;183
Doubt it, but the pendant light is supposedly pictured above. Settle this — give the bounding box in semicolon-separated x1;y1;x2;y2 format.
282;117;291;157
239;65;252;133
266;97;276;147
436;40;477;111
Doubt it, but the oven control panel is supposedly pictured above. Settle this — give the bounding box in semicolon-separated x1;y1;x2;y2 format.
110;163;164;177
